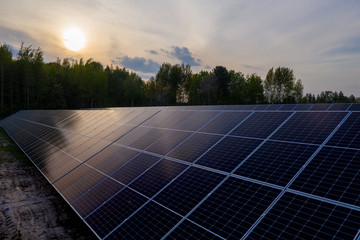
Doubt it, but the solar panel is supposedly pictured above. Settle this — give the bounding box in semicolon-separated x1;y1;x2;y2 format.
1;103;359;240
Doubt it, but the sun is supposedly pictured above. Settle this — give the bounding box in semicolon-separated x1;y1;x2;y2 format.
63;27;85;51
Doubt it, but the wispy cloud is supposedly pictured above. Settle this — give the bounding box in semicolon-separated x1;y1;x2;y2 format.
112;56;160;73
323;37;360;56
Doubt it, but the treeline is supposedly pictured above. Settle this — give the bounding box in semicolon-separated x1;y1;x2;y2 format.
0;43;359;117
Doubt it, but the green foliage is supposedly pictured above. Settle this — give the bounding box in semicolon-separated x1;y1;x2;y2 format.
0;41;358;117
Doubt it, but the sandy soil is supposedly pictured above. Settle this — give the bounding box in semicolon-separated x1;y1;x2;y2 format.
0;131;97;240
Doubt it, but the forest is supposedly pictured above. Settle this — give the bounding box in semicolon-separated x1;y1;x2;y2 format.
0;43;359;117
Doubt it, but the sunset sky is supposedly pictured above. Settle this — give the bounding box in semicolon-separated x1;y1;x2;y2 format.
1;0;360;96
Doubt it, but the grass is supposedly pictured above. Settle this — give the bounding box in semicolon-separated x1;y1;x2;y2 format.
0;127;32;165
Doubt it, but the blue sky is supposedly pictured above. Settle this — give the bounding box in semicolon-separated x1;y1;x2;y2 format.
1;0;360;96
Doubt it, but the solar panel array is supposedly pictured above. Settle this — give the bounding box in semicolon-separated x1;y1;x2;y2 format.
1;103;360;240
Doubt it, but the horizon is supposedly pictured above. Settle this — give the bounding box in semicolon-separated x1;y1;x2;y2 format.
1;0;360;96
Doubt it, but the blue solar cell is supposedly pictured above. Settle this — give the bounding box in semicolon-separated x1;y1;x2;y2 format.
85;187;148;238
154;167;225;215
290;147;360;206
129;128;169;150
235;141;318;186
156;111;194;129
294;104;313;110
72;177;125;218
271;112;347;144
168;133;222;163
328;103;351;111
266;104;282;110
57;167;106;202
230;112;291;139
279;104;297;111
107;201;182;240
199;112;251;134
310;103;331;110
146;130;192;155
166;220;223;240
247;192;360;240
196;136;262;172
349;103;360;111
111;153;160;185
174;111;219;131
129;159;187;198
3;104;360;240
188;177;281;239
327;112;360;149
141;110;176;127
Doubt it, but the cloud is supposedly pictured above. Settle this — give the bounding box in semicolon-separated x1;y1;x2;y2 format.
323;37;360;56
242;64;262;71
167;46;201;66
112;56;160;73
148;50;159;55
0;25;38;47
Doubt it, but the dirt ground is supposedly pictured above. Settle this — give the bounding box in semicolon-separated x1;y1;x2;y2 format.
0;128;97;240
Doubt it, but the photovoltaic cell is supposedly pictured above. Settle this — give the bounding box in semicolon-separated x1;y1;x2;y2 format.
199;112;251;134
310;103;330;110
85;187;148;238
279;104;297;111
230;112;291;139
168;133;222;163
294;104;313;111
349;103;360;111
247;192;360;240
107;201;182;240
129;128;169;150
1;104;359;240
146;130;192;155
174;111;219;131
110;153;160;185
326;112;360;149
154;167;225;215
271;112;347;144
196;136;262;172
235;141;318;186
166;220;223;240
328;103;351;111
72;177;125;217
188;177;281;239
129;159;188;198
290;146;360;206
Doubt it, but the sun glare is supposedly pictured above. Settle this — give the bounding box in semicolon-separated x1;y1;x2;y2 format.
63;27;85;51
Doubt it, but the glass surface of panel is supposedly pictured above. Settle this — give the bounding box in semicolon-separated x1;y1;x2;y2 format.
174;111;219;131
235;141;318;186
168;133;222;163
111;153;160;185
85;188;147;238
72;177;125;218
154;167;225;215
199;112;251;134
230;112;291;139
197;136;262;172
271;112;347;144
129;128;169;150
327;112;360;149
290;147;360;206
166;220;223;240
107;202;182;240
247;193;360;240
129;159;187;198
188;177;280;239
146;130;192;155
